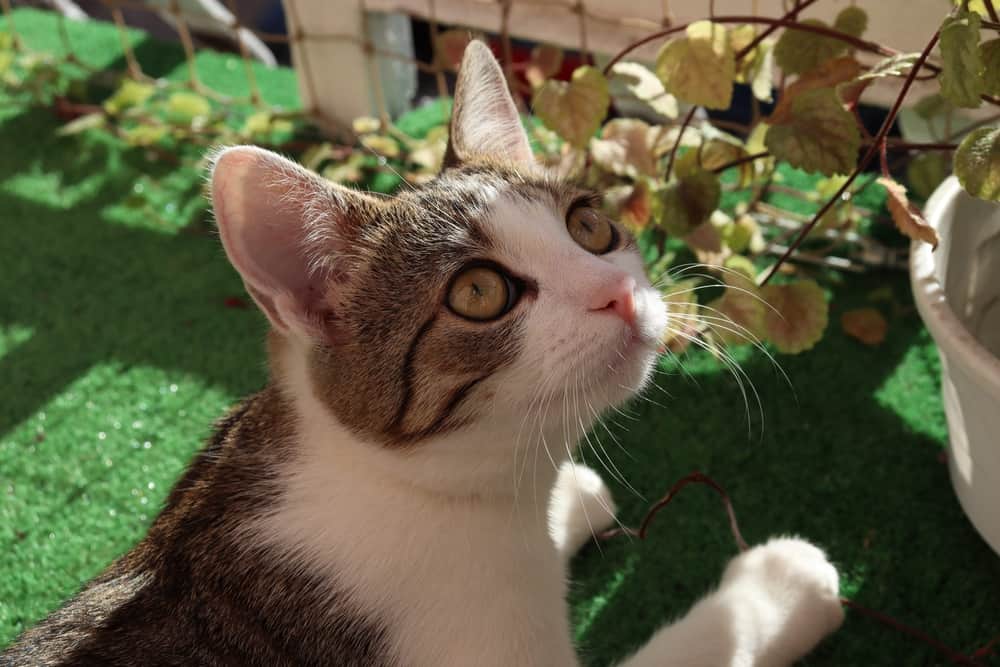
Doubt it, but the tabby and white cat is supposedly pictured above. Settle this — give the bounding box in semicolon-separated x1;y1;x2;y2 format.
3;42;843;666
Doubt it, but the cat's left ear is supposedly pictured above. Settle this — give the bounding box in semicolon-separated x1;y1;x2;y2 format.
442;40;534;169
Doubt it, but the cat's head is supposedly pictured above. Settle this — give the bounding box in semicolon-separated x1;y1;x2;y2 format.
210;42;667;450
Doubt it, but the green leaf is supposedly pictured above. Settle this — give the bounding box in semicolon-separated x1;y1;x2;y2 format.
765;88;860;175
878;176;940;247
773;19;845;76
0;51;13;75
722;214;763;253
906;152;950;200
241;111;272;138
360;134;400;158
834;6;868;38
939;10;985;108
122;124;168;147
533;66;609;148
914;93;954;119
980;39;1000;96
761;280;828;354
609;62;678;118
770;56;862;124
954;127;1000;201
103;79;155;115
655;20;735;109
57;112;106;136
166;91;211;125
659;168;721;236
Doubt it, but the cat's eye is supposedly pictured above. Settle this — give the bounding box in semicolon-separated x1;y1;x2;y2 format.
567;206;616;254
447;265;516;321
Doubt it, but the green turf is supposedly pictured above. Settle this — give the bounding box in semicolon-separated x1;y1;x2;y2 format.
1;8;999;665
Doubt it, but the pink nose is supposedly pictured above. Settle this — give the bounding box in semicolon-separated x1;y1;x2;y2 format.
589;275;637;328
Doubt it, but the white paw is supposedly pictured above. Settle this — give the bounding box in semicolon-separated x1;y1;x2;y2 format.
721;537;844;665
548;462;617;557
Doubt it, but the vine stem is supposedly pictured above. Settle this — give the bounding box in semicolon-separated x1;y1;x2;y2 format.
666;106;697;180
760;28;942;286
734;0;820;60
600;470;990;666
603;13;892;75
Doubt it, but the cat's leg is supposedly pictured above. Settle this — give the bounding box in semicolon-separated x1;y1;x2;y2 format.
615;537;844;667
548;461;617;559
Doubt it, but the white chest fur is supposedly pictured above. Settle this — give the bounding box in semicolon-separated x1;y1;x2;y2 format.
251;351;580;667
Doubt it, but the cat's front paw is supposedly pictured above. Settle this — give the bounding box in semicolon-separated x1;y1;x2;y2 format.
548;462;617;558
721;537;844;665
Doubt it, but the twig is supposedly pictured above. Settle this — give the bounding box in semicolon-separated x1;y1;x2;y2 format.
711;151;770;174
734;0;820;61
760;27;942;285
665;106;697;181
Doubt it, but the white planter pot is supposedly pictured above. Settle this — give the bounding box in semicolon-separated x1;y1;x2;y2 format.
911;176;1000;555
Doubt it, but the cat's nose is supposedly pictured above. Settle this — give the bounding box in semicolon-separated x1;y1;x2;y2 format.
589;275;637;328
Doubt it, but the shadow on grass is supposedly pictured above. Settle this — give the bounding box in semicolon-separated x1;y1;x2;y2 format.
0;105;266;436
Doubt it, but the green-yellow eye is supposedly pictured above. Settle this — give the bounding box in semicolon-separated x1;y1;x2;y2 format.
447;266;513;321
567;207;616;254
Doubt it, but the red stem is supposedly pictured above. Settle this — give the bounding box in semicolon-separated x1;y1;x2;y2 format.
734;0;820;61
666;106;698;181
760;28;942;285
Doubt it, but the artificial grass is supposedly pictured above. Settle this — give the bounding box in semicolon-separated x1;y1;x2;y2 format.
1;8;999;665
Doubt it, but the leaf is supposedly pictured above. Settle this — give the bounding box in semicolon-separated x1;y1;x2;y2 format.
749;41;775;103
525;44;564;89
352;116;381;134
122;124;168;147
655;20;735;109
57;112;106;136
722;214;764;253
408;126;448;173
761;280;828;354
841;53;919;106
323;153;366;184
708;278;766;345
166;91;211;126
360;134;400;158
841;307;887;345
980;39;1000;96
241;111;272;138
103;79;154;115
609;62;678;118
532;66;609;148
938;10;985;109
659;168;721;236
699;138;753;186
769;56;862;124
773;19;846;76
620;180;653;229
589;118;658;178
834;6;868;38
914;93;954;120
435;30;473;71
906;152;950;201
765;88;860;175
878;176;940;248
954;127;1000;201
661;279;702;353
724;254;758;282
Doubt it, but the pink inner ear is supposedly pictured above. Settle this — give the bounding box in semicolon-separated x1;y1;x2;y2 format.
211;146;334;335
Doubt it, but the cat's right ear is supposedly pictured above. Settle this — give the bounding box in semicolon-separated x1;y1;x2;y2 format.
209;146;374;342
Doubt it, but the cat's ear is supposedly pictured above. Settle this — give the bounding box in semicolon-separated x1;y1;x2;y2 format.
443;40;533;169
210;146;374;342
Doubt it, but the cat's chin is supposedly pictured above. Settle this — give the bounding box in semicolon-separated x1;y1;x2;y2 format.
590;337;660;409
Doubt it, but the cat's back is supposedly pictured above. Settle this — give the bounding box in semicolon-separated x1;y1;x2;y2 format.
2;389;391;667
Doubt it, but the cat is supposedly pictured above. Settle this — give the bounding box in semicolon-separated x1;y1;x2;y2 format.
2;41;844;666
